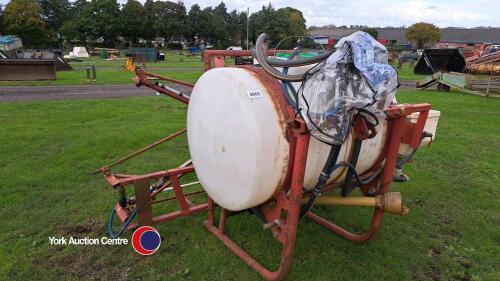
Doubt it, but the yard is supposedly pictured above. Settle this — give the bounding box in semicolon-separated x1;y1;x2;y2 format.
0;52;426;87
0;86;498;280
394;60;427;81
0;52;204;87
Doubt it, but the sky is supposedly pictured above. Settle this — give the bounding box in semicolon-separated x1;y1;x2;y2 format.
180;0;499;28
1;0;499;28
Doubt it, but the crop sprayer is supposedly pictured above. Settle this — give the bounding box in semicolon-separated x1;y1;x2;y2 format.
95;32;440;280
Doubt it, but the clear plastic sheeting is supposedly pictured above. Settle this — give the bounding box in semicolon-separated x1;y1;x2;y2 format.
299;31;398;145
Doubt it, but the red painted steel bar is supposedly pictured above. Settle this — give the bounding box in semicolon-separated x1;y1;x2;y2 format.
204;119;311;281
379;116;407;193
142;71;195;88
203;49;292;71
170;176;190;211
110;165;207;228
218;208;227;234
151;203;208;225
133;67;191;104
307;209;385;244
117;166;194;185
134;67;195;88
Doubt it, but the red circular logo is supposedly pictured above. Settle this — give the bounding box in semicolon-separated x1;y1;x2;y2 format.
131;226;161;255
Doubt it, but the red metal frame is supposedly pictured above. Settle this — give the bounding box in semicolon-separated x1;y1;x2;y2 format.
204;104;430;280
307;104;431;244
199;50;433;280
134;67;192;104
98;67;206;230
104;165;207;229
204;118;310;281
97;49;433;281
203;49;291;71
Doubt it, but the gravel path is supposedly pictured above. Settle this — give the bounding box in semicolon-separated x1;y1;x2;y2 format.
71;66;201;72
0;84;193;102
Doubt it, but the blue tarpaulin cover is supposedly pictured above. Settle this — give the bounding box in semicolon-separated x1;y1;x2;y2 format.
0;35;19;44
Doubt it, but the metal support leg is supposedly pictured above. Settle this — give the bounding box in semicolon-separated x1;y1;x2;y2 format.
134;178;153;226
203;123;310;281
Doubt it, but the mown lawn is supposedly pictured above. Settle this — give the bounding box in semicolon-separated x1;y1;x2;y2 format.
0;52;424;87
0;69;202;87
392;59;426;81
0;89;498;280
69;52;205;69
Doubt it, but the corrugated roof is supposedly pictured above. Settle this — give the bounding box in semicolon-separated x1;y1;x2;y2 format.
440;28;500;44
309;27;500;44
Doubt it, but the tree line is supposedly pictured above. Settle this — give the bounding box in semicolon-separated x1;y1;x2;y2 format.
0;0;307;50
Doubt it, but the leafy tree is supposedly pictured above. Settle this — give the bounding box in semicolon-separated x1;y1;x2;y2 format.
1;0;319;50
250;4;279;43
59;0;90;45
250;4;305;48
142;0;186;45
197;7;214;44
0;5;5;35
405;22;440;49
39;0;71;32
39;0;71;48
155;1;178;44
82;0;121;46
143;0;158;41
277;7;306;48
171;1;187;43
186;4;202;43
120;0;146;46
362;27;378;39
3;0;49;47
211;2;228;48
237;10;249;47
279;7;306;36
226;9;240;45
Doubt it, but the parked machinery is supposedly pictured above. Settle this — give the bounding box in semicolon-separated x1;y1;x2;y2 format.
414;48;466;75
96;32;440;280
0;59;56;81
466;51;500;76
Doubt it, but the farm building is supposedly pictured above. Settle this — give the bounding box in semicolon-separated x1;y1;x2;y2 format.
309;27;500;49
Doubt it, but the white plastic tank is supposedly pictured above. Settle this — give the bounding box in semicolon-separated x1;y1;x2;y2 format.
187;67;437;211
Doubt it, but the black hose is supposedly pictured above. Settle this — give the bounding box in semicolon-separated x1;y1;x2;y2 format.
253;33;306;81
341;139;362;197
300;160;383;218
299;144;342;218
396;131;433;167
108;208;137;238
330;162;377;186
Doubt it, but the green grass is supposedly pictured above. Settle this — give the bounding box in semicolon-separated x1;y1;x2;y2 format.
392;60;426;81
0;53;423;87
0;69;202;86
0;89;499;280
0;52;219;86
70;52;205;69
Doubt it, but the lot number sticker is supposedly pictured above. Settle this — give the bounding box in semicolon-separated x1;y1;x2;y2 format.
247;89;263;99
